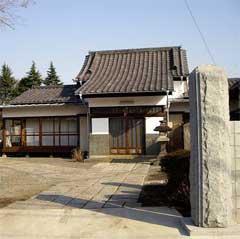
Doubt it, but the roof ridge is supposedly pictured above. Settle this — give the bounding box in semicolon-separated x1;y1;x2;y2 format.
89;46;182;55
32;84;76;89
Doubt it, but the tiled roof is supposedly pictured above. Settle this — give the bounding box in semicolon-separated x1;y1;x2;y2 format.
76;47;189;96
229;78;240;90
10;85;82;105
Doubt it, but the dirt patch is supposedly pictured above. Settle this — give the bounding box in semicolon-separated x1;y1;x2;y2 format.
0;157;100;208
0;167;55;208
0;198;16;208
5;157;96;169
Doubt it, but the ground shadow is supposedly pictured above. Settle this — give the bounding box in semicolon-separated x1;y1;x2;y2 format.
35;181;187;236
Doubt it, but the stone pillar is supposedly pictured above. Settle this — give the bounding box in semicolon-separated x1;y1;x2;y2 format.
189;65;232;227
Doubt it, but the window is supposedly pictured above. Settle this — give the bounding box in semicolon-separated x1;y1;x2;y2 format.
42;118;54;146
42;117;78;146
59;118;78;146
5;119;22;147
4;117;79;148
26;119;40;146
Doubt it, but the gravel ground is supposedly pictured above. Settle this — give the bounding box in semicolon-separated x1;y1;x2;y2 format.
0;167;53;208
0;157;96;208
0;157;150;209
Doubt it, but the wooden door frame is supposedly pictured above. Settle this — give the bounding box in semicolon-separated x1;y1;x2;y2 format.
109;116;145;155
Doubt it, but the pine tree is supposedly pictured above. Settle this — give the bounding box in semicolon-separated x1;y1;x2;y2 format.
43;62;62;86
0;64;17;104
17;61;42;95
26;61;42;87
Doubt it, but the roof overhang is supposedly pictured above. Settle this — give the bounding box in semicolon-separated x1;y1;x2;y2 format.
1;103;71;108
78;91;173;98
75;88;174;97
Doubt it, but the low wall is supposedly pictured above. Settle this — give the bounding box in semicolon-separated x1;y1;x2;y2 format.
89;134;110;156
231;121;240;223
145;134;160;155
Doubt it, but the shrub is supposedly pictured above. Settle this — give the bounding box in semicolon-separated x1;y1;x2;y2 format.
160;149;190;215
72;147;84;162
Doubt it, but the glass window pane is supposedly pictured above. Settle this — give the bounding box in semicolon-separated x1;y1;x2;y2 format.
5;120;12;136
68;118;77;133
60;119;68;133
5;120;11;130
60;135;68;146
12;120;21;135
27;135;39;146
54;119;60;133
42;119;54;134
11;136;21;146
5;120;21;147
26;119;39;135
55;135;60;146
69;135;78;146
5;135;12;147
42;136;54;146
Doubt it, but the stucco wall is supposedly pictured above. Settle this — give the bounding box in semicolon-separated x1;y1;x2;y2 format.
89;118;110;155
2;105;87;118
91;118;109;134
87;95;167;107
170;81;188;99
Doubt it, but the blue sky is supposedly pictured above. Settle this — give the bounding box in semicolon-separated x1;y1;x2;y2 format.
0;0;239;84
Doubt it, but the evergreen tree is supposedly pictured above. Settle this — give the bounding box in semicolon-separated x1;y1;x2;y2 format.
0;64;17;104
17;61;42;95
43;62;62;86
16;77;31;95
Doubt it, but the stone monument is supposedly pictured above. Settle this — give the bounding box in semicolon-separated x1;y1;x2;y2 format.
189;65;232;227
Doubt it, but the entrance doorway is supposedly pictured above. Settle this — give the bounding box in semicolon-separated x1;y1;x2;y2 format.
109;117;145;155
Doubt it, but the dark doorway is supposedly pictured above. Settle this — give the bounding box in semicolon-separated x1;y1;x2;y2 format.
109;117;145;155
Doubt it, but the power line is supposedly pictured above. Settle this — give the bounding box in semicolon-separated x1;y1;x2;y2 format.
184;0;216;65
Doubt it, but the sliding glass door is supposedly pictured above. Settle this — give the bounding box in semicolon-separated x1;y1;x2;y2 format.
109;117;144;154
4;117;79;148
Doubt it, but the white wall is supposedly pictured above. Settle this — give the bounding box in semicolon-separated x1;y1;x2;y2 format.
87;96;167;107
91;118;109;135
145;117;163;134
2;105;87;118
170;81;188;99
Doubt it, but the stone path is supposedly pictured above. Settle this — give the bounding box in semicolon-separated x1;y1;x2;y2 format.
3;159;150;210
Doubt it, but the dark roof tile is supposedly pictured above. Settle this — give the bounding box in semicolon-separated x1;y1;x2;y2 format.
10;85;81;105
76;46;189;96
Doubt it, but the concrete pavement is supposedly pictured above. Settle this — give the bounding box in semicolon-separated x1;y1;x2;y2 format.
0;207;188;239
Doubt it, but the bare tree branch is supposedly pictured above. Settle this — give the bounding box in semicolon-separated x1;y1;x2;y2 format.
0;0;33;29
